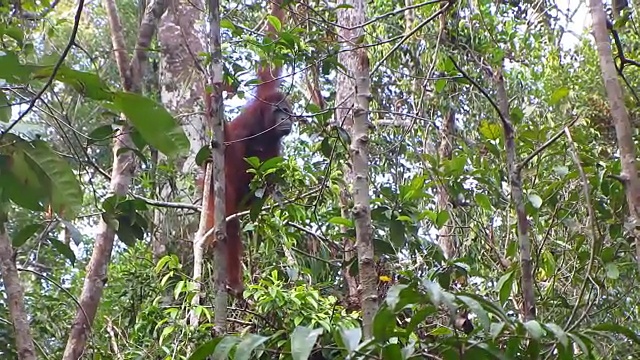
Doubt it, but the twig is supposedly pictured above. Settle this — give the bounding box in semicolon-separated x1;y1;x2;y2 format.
0;0;85;140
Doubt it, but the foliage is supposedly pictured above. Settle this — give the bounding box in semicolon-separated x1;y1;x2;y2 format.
2;0;640;359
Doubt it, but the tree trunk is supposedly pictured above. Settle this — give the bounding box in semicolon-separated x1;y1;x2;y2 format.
589;0;640;270
62;0;167;358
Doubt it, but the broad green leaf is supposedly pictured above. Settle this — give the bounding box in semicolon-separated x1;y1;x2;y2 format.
291;326;323;360
605;263;619;279
490;322;506;340
381;343;403;359
523;320;545;340
553;165;569;177
233;333;269;360
429;326;453;336
33;65;114;101
389;219;406;247
328;216;352;227
458;295;490;332
544;323;569;348
1;26;25;46
87;125;116;145
49;238;76;265
266;15;282;32
528;193;543;209
188;338;222;360
211;335;241;359
475;193;492;211
496;270;514;306
435;78;447;92
220;18;236;30
259;156;284;171
0;52;33;83
20;139;83;219
435;210;450;229
479;120;502;140
372;306;395;341
338;327;360;354
12;223;44;247
549;87;570;105
113;91;189;158
0;91;10;122
384;284;408;310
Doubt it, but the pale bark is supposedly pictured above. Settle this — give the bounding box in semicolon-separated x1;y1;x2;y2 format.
63;0;167;358
189;0;227;332
437;110;456;259
494;67;536;321
588;0;640;271
352;49;377;339
335;0;361;310
154;0;207;261
0;215;36;360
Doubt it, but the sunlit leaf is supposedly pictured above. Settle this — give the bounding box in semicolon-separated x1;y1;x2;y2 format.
113;91;189;158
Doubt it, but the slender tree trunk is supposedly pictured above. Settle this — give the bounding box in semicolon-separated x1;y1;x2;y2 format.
352;45;376;340
589;0;640;270
437;109;456;259
62;0;167;358
0;214;36;360
189;0;228;333
336;0;377;338
494;66;536;321
335;2;358;310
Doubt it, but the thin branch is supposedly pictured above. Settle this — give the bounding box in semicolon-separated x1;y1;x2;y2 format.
0;0;85;140
516;116;579;172
371;3;450;75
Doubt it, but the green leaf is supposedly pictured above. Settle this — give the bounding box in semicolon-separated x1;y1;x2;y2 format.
372;306;396;342
479;120;502;140
0;91;11;122
210;336;241;359
220;18;236;30
523;320;545;340
496;270;514;306
49;238;76;265
527;193;543;209
2;26;25;46
233;333;269;360
87;125;116;145
328;216;352;227
259;156;284;171
338;327;361;353
19;139;83;219
475;193;492;211
458;295;490;332
435;78;447;92
435;210;450;229
553;165;569;177
604;263;620;279
381;343;403;359
188;338;223;360
0;52;33;83
32;65;114;101
319;137;333;158
544;323;569;348
12;223;44;247
291;326;323;360
266;15;282;32
549;87;570;105
389;219;406;247
113;91;189;158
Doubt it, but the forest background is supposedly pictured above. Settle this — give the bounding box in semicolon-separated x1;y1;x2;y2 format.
2;0;640;359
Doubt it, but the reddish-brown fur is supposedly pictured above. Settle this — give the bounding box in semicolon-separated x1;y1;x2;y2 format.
201;0;292;298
